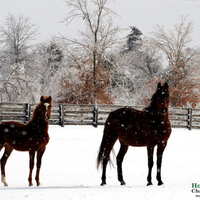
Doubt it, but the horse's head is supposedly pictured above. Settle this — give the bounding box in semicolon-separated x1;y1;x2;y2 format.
155;82;169;116
40;95;52;122
146;82;170;117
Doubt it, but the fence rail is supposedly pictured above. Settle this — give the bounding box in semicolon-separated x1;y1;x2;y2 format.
0;103;199;129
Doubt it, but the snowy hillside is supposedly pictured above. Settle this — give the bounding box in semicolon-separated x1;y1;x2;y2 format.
0;125;199;200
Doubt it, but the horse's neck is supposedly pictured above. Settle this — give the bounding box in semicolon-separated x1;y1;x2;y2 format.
27;105;48;130
146;108;169;122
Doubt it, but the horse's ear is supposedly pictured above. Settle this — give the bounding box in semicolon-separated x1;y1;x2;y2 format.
164;82;169;89
157;82;161;90
40;96;44;103
49;96;52;102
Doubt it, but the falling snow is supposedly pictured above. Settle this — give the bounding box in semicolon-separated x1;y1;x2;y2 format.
21;131;27;136
4;128;9;133
10;124;15;128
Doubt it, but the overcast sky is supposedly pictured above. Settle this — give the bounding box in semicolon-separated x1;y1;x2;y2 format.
0;0;200;46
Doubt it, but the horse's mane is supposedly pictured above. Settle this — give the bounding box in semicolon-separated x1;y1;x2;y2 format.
26;103;42;125
28;96;52;125
31;104;41;119
144;91;158;114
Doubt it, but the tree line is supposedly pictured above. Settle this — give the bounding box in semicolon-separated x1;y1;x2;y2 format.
0;0;200;108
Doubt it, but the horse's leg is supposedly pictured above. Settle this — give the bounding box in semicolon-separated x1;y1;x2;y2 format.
101;132;117;186
117;143;128;185
1;144;13;187
28;150;35;186
147;145;155;186
35;147;46;186
156;143;167;186
101;158;108;186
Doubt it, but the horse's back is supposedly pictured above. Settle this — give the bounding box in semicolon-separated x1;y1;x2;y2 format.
0;121;30;151
106;107;145;126
0;121;25;132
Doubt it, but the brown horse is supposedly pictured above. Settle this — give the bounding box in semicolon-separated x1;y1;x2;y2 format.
97;82;171;186
0;95;52;187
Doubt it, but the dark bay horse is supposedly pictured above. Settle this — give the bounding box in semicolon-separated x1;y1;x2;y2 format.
0;95;52;186
97;82;171;186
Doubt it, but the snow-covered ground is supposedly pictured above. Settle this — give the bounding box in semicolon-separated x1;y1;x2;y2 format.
0;125;199;200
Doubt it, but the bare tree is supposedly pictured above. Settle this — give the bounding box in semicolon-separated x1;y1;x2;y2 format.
0;14;39;102
150;16;196;68
61;0;121;104
150;16;200;107
0;14;38;64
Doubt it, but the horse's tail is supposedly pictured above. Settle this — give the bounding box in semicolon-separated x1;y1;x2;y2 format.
97;128;116;170
97;132;106;170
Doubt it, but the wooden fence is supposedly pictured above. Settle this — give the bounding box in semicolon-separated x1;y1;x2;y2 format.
0;103;199;129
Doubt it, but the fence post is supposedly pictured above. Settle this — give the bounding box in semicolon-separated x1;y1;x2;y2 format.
59;104;64;127
187;108;192;130
24;103;30;124
93;105;98;128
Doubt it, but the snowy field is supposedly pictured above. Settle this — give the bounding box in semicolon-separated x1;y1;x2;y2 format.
0;125;199;200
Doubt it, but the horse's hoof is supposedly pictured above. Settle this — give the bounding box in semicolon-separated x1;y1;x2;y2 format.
120;181;126;186
147;182;153;186
4;183;8;187
158;181;164;186
1;175;8;187
100;182;106;186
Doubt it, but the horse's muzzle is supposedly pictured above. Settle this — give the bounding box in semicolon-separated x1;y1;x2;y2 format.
161;108;168;115
45;116;51;122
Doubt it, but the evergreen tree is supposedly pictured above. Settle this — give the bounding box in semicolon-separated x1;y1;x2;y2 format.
47;43;64;76
124;26;143;53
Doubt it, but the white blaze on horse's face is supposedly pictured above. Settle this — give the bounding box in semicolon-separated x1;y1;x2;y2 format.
44;103;49;108
44;103;50;121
